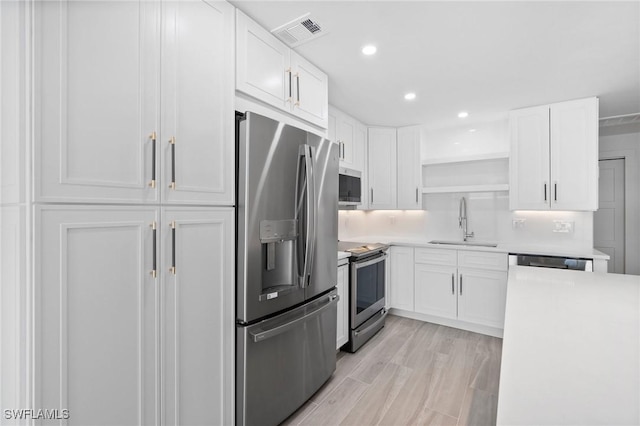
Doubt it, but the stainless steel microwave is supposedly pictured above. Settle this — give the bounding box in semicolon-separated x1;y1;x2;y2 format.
339;167;361;206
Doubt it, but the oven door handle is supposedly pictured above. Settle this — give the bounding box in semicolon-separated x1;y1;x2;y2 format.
354;309;388;337
353;252;388;269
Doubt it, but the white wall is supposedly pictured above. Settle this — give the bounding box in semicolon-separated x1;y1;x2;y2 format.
599;123;640;275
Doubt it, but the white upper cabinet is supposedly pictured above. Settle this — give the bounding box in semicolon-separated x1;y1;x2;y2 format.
236;11;328;128
330;105;367;172
354;123;369;209
35;0;160;203
337;114;356;167
290;51;328;127
396;126;422;210
509;97;598;211
550;98;599;210
35;0;234;205
368;127;397;209
236;10;290;110
161;0;235;205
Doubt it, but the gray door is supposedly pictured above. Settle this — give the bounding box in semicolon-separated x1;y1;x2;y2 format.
236;290;338;426
238;112;305;322
305;132;339;301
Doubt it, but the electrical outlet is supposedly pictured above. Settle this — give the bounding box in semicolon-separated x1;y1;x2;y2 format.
553;220;574;233
389;216;396;225
512;219;526;229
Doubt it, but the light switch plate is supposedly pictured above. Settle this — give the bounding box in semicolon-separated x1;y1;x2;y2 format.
553;220;574;233
512;219;526;229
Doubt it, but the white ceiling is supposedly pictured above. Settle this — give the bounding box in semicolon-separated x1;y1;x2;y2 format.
231;1;640;129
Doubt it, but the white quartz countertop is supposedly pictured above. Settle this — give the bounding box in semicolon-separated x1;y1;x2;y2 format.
497;266;640;425
337;251;351;261
339;236;610;260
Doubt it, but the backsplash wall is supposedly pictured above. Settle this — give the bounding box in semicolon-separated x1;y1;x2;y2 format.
339;192;594;250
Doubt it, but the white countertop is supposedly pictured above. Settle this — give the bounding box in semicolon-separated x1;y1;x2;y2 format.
497;266;640;425
339;236;610;260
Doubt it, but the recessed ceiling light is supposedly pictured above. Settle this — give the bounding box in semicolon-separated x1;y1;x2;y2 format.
404;92;416;101
469;128;477;133
458;111;469;118
362;45;377;55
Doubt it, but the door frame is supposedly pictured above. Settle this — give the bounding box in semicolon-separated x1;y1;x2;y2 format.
598;150;638;275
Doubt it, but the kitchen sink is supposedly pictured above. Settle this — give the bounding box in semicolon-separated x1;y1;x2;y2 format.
428;240;498;248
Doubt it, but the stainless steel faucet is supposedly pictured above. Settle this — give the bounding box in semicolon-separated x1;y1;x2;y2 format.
458;196;475;242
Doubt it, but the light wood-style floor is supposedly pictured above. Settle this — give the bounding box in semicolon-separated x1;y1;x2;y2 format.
281;315;503;426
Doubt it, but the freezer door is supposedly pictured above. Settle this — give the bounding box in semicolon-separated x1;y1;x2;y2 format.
306;133;339;300
236;290;338;426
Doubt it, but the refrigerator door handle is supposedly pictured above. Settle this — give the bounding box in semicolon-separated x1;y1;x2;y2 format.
295;144;316;288
250;294;339;343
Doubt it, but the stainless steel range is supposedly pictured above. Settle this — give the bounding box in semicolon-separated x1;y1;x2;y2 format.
338;242;389;352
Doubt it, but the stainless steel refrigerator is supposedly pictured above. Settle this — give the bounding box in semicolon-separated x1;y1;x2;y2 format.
236;111;339;426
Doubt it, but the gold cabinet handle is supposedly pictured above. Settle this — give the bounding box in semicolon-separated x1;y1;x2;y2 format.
149;132;157;188
151;221;157;278
169;136;176;189
170;220;176;275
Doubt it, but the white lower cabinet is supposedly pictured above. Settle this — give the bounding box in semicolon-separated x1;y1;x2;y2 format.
161;207;234;426
389;246;415;311
457;268;507;329
414;263;457;319
336;262;349;349
36;205;234;425
389;246;508;336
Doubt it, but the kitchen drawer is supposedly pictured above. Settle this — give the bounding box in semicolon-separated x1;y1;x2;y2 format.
457;250;507;271
415;248;457;266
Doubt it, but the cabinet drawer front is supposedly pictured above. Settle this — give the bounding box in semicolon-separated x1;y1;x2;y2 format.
415;248;457;266
457;250;507;271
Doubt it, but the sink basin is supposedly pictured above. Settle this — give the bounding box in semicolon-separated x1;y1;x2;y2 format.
429;240;498;248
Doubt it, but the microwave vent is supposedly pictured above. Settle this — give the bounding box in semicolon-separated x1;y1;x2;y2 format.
271;13;326;47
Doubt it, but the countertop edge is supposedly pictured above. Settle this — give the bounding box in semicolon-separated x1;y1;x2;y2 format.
339;237;610;260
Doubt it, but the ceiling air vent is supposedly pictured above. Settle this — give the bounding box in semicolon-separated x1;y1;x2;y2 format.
271;13;326;47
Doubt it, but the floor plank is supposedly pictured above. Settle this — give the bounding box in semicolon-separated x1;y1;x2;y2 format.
282;315;502;426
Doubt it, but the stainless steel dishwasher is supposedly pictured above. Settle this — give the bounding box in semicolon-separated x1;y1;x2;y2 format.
508;254;594;271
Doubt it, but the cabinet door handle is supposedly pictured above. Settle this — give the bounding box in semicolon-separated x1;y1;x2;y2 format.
169;136;176;190
151;221;157;278
286;68;292;102
459;274;463;295
339;141;343;159
295;73;300;106
149;132;156;188
415;187;419;203
170;220;176;275
544;182;547;202
371;188;374;203
451;273;454;295
554;182;557;202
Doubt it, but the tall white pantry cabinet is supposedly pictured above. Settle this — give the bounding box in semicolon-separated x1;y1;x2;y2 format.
1;1;235;425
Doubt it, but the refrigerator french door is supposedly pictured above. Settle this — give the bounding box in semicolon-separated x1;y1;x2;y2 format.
236;111;339;426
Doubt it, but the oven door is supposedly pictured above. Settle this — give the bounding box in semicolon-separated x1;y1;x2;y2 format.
351;253;387;329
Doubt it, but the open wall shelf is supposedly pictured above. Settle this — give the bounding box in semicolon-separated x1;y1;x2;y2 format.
421;155;509;195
